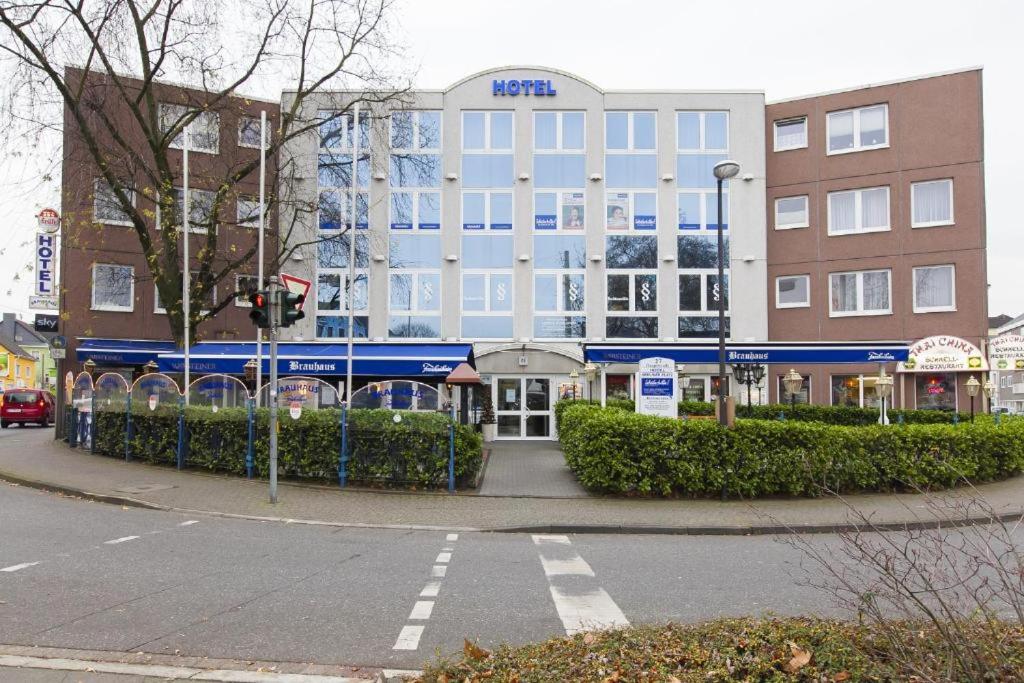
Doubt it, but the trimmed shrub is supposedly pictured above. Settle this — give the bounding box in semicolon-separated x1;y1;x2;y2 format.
558;402;1024;497
94;406;482;488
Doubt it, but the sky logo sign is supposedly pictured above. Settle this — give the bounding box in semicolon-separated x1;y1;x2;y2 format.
493;79;557;96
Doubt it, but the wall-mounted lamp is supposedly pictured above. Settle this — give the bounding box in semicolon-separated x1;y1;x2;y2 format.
445;172;458;181
445;254;458;262
662;254;676;262
589;173;602;182
518;172;530;181
741;173;754;181
741;255;756;263
291;252;304;261
517;253;530;262
661;173;675;182
589;254;603;262
372;254;386;263
373;172;386;181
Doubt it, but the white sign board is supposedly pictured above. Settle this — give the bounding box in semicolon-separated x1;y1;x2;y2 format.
29;295;58;310
989;334;1024;372
35;232;57;296
636;357;677;418
897;335;987;373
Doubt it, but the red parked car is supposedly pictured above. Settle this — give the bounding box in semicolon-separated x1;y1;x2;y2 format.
1;389;55;428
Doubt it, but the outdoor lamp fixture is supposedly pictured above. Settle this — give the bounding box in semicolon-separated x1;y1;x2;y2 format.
584;363;597;404
675;364;687;399
984;379;996;414
731;363;765;413
243;358;258;383
783;368;803;411
712;160;740;428
965;375;981;423
83;359;96;377
875;367;894;425
569;368;579;400
143;360;159;375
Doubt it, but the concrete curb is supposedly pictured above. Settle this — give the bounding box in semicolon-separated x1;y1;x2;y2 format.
3;467;1022;536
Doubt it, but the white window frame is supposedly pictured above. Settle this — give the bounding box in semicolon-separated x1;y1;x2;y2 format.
827;186;890;236
90;264;134;312
911;179;955;228
677;271;730;314
234;274;259;308
912;264;957;314
318;110;370;152
316;271;369;315
775;274;811;309
461;190;513;231
533;111;585;151
826;104;889;155
533;271;586;340
237;196;260;228
388;270;441;315
830;374;892;409
461;111;514;152
606;271;659;314
156;187;217;234
460;271;514;340
93;178;135;227
389;188;441;231
675;111;729;152
160;103;220;154
828;268;892;317
390;110;442;153
605;190;658;232
533;190;586;231
677;190;730;232
774;195;809;230
605;111;657;151
237;116;264;149
773;116;808;152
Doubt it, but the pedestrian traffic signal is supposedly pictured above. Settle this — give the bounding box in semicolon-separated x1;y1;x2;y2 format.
278;290;305;328
248;290;271;328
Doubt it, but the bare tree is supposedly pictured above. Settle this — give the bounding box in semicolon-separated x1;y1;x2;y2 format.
0;0;410;344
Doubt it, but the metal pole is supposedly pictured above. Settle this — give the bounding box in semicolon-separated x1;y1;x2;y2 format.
182;122;191;405
339;403;348;488
245;397;255;479
268;275;279;503
716;177;727;428
345;104;361;405
448;400;456;493
255;110;266;407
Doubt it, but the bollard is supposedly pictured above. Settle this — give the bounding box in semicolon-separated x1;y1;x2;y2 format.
339;403;348;488
245;397;255;479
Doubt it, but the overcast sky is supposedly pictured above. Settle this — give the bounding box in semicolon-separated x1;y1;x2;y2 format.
0;0;1019;322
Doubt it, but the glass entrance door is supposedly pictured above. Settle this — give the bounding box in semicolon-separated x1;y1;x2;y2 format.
494;377;553;439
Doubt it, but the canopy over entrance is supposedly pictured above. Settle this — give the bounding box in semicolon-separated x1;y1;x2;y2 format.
584;341;910;365
76;339;176;365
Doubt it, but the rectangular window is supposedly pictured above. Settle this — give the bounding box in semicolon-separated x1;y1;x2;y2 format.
236;197;261;228
462;191;513;230
829;269;891;317
827;104;888;154
915;373;957;411
317;273;368;313
774;195;809;230
676;111;729;152
318;233;369;269
389;271;441;339
534;111;585;151
391;110;441;152
388;233;441;269
238;116;264;148
532;154;586;188
677;273;728;313
91;264;134;312
461;272;513;339
161;187;218;233
677;235;727;269
606;191;657;230
605;111;656;151
912;179;954;227
534;191;585;230
462;111;513;151
462;234;513;268
234;275;259;307
913;264;956;313
319;110;370;151
160;103;219;154
320;190;368;230
534;235;586;269
534;231;585;339
831;375;885;408
827;186;890;235
678;316;729;339
606;235;657;269
678;191;729;230
774;116;807;151
93;179;134;226
676;154;729;189
776;274;810;308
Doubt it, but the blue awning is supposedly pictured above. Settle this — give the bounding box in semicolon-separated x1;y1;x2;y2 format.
584;341;910;365
156;342;475;377
76;338;177;365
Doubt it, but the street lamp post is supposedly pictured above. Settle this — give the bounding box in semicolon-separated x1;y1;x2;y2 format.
984;378;996;415
568;369;579;401
965;375;980;423
730;363;765;416
875;367;894;425
783;368;803;413
712;160;740;428
584;363;597;404
676;364;687;403
143;360;158;375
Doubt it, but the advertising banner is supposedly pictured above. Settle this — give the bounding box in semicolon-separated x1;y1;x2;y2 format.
636;356;677;418
989;334;1024;371
897;335;988;373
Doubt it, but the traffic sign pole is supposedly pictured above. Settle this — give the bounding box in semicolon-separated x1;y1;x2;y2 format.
268;275;279;504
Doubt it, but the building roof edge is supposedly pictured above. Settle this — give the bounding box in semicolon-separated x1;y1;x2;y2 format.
767;65;984;105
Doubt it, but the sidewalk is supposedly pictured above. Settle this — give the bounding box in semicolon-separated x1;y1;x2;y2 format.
2;428;1023;534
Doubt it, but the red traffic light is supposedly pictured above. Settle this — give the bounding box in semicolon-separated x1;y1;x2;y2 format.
252;293;265;308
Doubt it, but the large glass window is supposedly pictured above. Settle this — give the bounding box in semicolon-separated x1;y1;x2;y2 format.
390;110;441;151
91;264;134;312
534;111;585;151
160;103;219;153
534;235;586;269
912;179;954;227
605;112;656;151
534;234;586;339
827;186;890;235
390;116;441;231
93;179;134;226
165;187;217;233
832;374;887;408
915;373;957;411
776;275;810;308
774;116;807;151
678;191;729;231
389;272;441;338
606;235;657;269
462;191;512;230
606;191;657;230
827;104;888;154
606;112;657;232
534;191;585;230
677;111;728;152
462;235;513;269
677;234;727;269
913;265;956;313
461;272;513;339
829;269;891;316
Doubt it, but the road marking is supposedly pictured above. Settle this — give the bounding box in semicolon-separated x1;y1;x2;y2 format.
431;565;447;578
104;535;140;545
393;625;425;650
446;533;458;541
0;562;39;573
419;581;442;597
532;534;629;636
435;551;452;563
442;546;453;551
408;600;434;620
179;520;199;526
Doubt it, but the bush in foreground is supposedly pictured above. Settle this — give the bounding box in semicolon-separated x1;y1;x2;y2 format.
416;617;1024;682
557;402;1024;496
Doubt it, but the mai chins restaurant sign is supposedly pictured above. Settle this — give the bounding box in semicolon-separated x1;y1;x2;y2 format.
897;335;988;373
989;335;1024;371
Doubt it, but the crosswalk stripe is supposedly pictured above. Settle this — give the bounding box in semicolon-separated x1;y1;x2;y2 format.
408;601;434;620
548;586;629;635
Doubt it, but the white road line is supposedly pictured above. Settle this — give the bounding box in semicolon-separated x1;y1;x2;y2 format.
104;536;140;545
532;534;571;545
408;600;434;620
431;565;447;578
435;551;452;563
539;555;595;577
393;625;425;650
548;586;630;635
179;520;199;526
446;533;458;541
442;546;454;551
419;581;442;598
0;562;39;573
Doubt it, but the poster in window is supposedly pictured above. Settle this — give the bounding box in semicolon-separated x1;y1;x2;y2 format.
606;193;629;230
562;193;584;229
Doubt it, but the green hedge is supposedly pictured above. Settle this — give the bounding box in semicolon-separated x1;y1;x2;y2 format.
555;398;971;425
557;402;1024;497
93;406;482;488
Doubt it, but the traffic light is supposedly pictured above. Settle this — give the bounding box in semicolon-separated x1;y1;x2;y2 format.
278;290;305;328
248;290;272;328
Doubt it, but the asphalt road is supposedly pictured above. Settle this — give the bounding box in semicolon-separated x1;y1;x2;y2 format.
0;462;846;676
